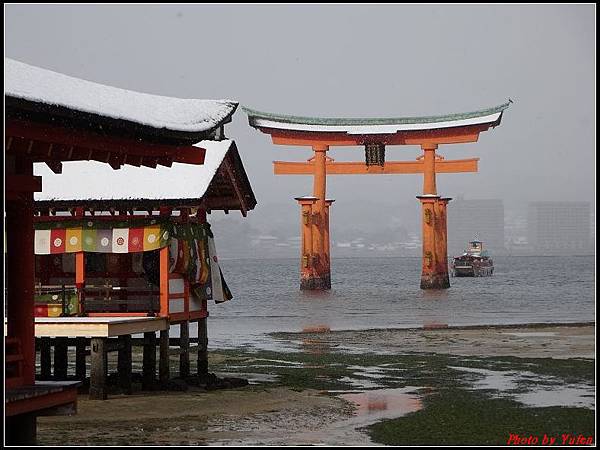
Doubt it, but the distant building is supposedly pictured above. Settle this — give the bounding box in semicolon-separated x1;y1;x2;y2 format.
527;202;591;254
447;197;505;255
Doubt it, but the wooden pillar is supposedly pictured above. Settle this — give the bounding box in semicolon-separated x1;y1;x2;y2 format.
418;143;449;289
54;337;68;379
159;246;169;318
117;335;132;394
309;145;331;290
142;331;156;390
75;208;86;316
179;322;190;378
75;254;86;316
159;329;170;386
39;337;52;380
434;198;452;288
6;156;36;385
422;144;438;195
75;337;87;381
418;195;442;289
90;337;107;400
324;199;335;278
295;196;317;290
197;317;208;376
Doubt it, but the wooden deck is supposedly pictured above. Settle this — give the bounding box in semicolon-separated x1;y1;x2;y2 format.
6;316;206;401
6;381;80;417
5;316;168;338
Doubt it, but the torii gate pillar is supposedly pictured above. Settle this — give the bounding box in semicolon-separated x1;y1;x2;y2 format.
418;144;451;289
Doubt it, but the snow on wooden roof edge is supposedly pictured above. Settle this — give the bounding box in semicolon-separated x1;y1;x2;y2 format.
5;58;238;133
33;140;234;203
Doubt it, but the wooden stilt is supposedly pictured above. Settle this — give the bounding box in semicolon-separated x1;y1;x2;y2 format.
197;318;208;376
90;337;107;400
39;337;52;380
142;331;157;390
54;337;68;379
179;322;190;378
159;329;170;386
117;335;132;394
75;337;87;381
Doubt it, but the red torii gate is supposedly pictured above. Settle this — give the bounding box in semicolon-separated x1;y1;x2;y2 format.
244;102;509;290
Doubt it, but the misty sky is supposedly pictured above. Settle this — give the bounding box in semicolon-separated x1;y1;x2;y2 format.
5;4;596;228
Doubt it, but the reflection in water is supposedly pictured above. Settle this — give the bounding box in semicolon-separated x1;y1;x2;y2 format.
300;324;332;355
302;325;331;333
340;387;423;422
423;321;449;330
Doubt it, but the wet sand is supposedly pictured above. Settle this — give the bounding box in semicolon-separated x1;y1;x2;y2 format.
38;386;355;445
37;323;595;445
272;322;596;359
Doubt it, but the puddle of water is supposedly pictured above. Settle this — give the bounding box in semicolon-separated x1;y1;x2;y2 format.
270;386;425;446
253;358;304;366
518;387;595;409
339;376;386;390
450;366;595;409
339;387;423;424
215;372;279;384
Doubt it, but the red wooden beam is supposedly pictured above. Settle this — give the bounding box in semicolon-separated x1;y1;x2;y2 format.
263;123;491;147
6;119;206;166
273;158;479;175
6;175;43;193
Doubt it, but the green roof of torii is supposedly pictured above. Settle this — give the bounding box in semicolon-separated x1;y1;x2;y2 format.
243;102;510;127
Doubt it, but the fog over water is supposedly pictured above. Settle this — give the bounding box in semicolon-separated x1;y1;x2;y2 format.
5;5;595;255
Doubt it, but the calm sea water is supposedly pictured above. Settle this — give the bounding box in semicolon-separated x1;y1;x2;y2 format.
205;256;595;350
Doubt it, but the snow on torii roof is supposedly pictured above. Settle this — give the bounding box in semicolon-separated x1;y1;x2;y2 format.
34;139;234;204
243;102;510;135
5;58;238;142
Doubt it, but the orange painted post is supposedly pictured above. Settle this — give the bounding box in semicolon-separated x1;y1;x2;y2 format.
309;145;331;290
422;144;438;195
75;252;85;315
437;197;452;285
159;246;169;317
295;196;317;290
432;198;451;289
418;144;449;289
73;207;86;315
417;195;443;289
324;199;335;279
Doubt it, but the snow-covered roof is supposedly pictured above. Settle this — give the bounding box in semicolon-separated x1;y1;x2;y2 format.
6;58;238;135
244;103;509;135
34;140;233;202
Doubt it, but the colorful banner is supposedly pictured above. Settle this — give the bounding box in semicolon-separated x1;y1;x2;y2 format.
33;220;232;304
34;222;172;254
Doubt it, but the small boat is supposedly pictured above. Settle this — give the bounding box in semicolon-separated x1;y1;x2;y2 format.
451;240;494;277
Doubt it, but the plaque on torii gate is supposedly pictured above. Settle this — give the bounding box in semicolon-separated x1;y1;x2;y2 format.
244;102;510;290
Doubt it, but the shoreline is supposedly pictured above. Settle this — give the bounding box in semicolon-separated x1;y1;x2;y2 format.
270;321;596;335
37;323;595;445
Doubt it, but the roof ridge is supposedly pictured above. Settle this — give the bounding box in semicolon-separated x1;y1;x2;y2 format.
242;102;510;127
